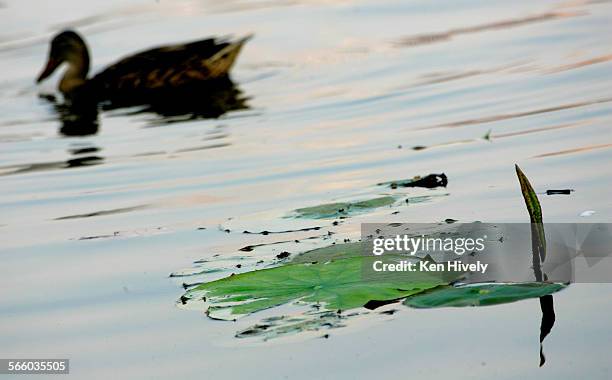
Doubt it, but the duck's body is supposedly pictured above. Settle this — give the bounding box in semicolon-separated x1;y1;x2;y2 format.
37;30;251;102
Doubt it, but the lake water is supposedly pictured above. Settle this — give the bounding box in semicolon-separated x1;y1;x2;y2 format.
1;0;612;379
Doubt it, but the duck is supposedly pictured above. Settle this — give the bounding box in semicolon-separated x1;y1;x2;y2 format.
36;30;251;103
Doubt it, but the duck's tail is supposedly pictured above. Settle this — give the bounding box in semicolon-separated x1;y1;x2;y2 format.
207;34;253;78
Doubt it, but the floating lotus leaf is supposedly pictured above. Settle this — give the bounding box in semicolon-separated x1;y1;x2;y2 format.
292;196;396;219
404;283;566;308
183;255;450;320
290;241;364;263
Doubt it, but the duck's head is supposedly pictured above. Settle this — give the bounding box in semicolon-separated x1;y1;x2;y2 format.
37;30;90;84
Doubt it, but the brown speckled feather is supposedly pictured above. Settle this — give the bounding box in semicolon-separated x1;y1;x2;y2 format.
90;36;250;95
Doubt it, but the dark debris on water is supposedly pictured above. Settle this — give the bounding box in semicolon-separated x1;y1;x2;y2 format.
243;226;322;235
379;173;448;189
276;251;291;259
545;189;574;195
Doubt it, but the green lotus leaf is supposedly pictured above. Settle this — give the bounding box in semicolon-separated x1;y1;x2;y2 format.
183;256;449;320
292;196;396;219
290;241;364;263
404;283;566;309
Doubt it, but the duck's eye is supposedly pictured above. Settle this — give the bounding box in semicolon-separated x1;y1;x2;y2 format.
50;41;71;58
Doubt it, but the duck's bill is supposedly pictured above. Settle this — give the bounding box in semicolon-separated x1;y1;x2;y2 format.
36;58;60;83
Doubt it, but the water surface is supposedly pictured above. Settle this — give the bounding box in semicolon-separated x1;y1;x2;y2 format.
1;0;612;379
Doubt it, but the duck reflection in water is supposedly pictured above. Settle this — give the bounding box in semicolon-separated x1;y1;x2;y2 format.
36;30;252;136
